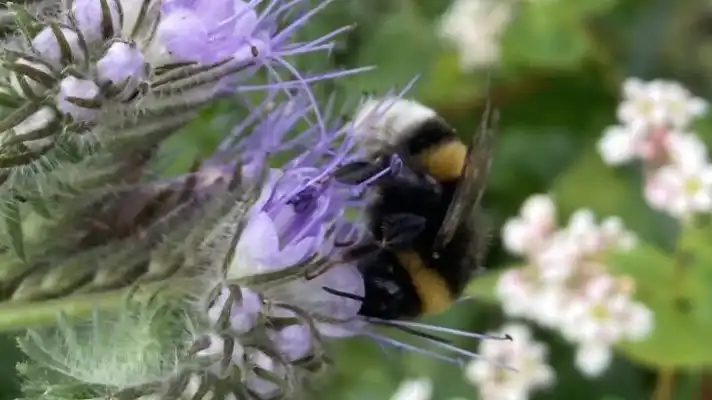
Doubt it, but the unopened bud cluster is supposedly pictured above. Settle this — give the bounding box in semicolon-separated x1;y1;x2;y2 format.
0;0;274;179
177;283;326;399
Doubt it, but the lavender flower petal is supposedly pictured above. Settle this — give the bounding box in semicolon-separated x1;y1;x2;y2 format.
207;285;263;333
269;324;312;362
31;26;86;68
96;41;147;98
157;0;266;64
71;0;121;44
56;76;101;121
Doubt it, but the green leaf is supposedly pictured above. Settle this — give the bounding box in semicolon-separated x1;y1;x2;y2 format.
344;0;441;95
551;149;675;248
501;4;591;70
419;50;489;105
607;236;712;368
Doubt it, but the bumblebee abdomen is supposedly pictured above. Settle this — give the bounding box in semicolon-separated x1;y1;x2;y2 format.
420;222;479;298
357;251;424;319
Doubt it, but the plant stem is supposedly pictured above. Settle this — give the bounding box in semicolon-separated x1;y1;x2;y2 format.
0;280;185;333
654;368;675;400
698;372;712;400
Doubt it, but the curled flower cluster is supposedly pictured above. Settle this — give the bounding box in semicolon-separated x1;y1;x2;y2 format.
3;0;404;398
466;323;554;400
3;1;520;397
597;78;712;219
497;194;653;377
0;0;358;185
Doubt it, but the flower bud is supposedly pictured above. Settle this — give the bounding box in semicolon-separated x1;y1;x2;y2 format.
5;106;58;151
245;349;287;399
71;0;122;44
270;263;364;337
31;26;86;69
268;324;312;362
156;0;268;64
8;58;55;98
206;285;262;334
155;9;210;63
96;41;147;100
56;76;101;121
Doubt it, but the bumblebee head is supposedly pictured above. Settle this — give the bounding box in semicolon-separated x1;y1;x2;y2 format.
351;97;438;156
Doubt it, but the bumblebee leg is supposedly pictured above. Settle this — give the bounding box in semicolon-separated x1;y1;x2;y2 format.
304;258;339;281
380;213;426;249
304;242;382;281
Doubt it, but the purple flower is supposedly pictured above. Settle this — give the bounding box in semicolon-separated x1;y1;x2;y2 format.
31;26;86;69
268;323;312;361
207;285;263;334
218;95;371;335
71;0;122;44
155;0;366;92
157;0;266;64
96;41;148;100
56;76;102;121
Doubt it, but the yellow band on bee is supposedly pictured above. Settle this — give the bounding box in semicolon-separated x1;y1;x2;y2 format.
415;140;468;182
395;250;453;315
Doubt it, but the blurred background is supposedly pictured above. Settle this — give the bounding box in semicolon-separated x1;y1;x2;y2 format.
3;0;712;398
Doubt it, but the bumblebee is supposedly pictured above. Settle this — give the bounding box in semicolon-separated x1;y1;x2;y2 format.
324;97;496;321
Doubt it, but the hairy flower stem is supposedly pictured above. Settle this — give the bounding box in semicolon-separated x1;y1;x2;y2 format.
0;279;186;332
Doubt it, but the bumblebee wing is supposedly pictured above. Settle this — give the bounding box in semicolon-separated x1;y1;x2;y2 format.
432;104;497;253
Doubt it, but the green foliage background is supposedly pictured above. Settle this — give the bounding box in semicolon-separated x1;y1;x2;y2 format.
3;0;712;398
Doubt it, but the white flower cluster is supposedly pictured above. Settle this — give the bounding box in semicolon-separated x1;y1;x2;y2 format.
437;0;513;70
466;323;554;400
388;325;554;400
597;78;712;219
497;194;653;377
389;378;434;400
